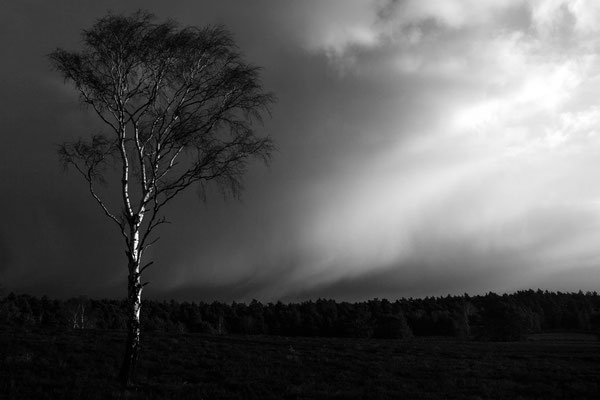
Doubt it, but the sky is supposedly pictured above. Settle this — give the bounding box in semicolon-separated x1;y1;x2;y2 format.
2;0;600;302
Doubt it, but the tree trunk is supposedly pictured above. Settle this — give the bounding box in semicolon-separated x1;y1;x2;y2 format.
119;257;143;387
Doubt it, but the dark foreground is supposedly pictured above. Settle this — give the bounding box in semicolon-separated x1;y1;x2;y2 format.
1;329;598;399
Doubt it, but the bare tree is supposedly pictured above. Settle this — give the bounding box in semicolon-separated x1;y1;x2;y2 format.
49;11;274;386
65;296;89;329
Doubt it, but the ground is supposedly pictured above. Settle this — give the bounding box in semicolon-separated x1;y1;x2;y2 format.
1;328;598;399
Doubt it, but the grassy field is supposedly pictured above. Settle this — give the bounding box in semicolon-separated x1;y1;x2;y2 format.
0;328;599;399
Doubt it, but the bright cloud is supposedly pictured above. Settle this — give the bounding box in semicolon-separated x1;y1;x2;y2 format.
288;0;600;294
155;0;600;298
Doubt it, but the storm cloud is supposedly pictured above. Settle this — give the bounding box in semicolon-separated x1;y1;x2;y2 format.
2;0;600;301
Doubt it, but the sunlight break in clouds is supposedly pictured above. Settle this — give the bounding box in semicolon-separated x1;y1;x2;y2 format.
286;0;600;295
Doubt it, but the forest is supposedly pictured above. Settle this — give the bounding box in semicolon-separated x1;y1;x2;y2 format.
2;289;599;341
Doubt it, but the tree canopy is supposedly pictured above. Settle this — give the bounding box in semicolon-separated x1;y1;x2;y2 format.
50;10;275;245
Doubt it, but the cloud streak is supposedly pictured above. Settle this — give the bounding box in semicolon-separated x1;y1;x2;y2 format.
266;0;600;299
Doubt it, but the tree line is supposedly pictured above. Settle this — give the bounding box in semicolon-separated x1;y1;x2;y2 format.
1;290;599;341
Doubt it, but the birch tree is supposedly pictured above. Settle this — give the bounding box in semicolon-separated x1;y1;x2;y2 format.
49;11;274;386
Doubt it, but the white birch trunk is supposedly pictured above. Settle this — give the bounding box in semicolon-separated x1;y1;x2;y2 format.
119;229;143;386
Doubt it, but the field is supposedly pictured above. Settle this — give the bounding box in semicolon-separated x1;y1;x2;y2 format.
1;328;599;399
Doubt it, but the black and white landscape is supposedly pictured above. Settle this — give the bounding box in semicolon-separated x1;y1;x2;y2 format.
1;1;600;398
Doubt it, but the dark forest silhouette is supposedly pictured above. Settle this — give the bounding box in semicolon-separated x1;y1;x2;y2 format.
2;289;599;342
